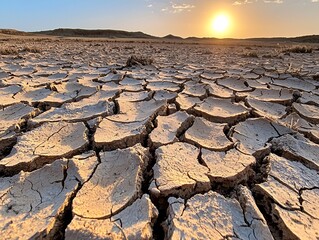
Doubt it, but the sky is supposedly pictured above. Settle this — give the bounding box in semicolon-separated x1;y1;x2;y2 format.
0;0;319;38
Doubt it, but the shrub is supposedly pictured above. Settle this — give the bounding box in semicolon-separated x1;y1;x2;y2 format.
241;51;258;58
202;49;213;54
283;46;313;54
21;46;41;53
0;46;41;55
0;47;18;55
126;55;154;67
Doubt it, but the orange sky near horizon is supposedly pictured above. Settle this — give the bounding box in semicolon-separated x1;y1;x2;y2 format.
160;0;319;38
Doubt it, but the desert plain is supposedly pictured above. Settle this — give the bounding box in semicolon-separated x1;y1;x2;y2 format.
0;36;319;240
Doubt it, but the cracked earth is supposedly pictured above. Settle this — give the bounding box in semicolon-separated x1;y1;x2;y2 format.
0;38;319;240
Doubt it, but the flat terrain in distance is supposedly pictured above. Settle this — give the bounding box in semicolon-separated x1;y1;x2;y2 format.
0;35;319;240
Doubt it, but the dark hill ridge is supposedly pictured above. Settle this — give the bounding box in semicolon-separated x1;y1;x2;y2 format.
293;35;319;43
0;29;31;36
1;28;319;43
33;28;157;39
249;35;319;43
34;29;319;43
292;35;319;43
163;34;184;40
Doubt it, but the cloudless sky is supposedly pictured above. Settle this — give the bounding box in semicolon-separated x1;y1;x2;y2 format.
1;0;318;38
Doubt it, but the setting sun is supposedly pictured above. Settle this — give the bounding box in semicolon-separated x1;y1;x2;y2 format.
212;13;230;35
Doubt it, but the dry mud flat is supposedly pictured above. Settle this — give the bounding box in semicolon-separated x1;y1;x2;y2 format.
0;39;319;240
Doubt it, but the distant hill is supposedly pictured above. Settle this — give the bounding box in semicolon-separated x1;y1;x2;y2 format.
0;29;31;36
32;28;157;39
248;35;319;43
292;35;319;43
163;34;184;40
186;36;222;42
1;28;319;43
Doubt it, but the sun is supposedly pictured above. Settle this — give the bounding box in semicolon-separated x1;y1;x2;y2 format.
212;13;230;35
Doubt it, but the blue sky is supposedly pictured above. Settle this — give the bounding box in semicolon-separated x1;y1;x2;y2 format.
1;0;319;38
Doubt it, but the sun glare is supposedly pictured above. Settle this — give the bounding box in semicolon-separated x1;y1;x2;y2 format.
212;13;230;35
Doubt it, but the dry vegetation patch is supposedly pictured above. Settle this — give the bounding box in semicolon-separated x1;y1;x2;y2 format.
21;46;41;53
0;45;41;55
241;51;259;58
126;55;154;66
283;45;313;53
0;47;18;55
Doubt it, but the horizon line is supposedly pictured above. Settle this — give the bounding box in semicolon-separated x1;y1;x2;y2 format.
1;27;319;40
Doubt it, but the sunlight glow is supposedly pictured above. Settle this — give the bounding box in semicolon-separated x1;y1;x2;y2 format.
212;14;230;35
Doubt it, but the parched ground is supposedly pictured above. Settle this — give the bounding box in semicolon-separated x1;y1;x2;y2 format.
0;38;319;240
